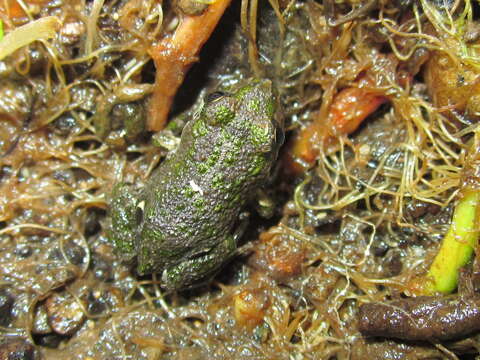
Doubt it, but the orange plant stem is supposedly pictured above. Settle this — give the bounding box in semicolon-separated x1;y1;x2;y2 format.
148;0;232;131
284;83;387;175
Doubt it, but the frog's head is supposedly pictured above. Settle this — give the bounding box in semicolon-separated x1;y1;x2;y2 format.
202;79;284;155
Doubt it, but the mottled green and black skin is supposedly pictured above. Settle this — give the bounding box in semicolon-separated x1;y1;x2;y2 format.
109;80;282;290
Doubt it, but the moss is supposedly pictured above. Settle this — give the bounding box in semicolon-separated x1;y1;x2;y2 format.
197;144;221;173
113;232;135;253
175;203;186;211
206;151;219;167
225;150;237;165
232;137;243;152
184;185;196;198
166;116;184;131
233;176;244;188
187;146;197;160
249;123;270;147
249;155;266;176
234;83;255;100
109;183;138;256
170;159;187;181
178;223;189;233
249;98;261;112
142;227;165;243
172;160;182;173
197;162;209;174
266;98;275;118
192;119;209;137
212;173;225;190
220;128;233;141
213;105;235;125
193;197;206;209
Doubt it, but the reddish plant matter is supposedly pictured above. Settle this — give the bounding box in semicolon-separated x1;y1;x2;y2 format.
284;76;387;174
148;0;232;131
0;0;48;21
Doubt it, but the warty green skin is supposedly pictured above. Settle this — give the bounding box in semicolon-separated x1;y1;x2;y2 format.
109;80;282;290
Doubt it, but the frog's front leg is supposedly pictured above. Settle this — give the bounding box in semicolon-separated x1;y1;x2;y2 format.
108;182;142;261
162;234;237;290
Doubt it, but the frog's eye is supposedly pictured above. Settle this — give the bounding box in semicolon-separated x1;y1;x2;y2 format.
206;91;228;103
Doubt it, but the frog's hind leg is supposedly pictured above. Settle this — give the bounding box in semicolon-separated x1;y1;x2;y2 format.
162;234;237;290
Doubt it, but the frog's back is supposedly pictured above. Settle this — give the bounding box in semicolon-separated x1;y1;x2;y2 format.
135;79;281;276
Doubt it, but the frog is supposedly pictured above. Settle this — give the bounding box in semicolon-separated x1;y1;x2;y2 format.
108;79;283;290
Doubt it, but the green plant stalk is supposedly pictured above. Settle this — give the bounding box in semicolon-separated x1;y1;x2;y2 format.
427;190;480;294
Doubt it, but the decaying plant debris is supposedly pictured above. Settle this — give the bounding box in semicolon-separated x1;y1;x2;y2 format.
1;0;480;358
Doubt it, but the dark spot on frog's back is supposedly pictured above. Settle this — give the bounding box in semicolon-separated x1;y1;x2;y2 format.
135;206;143;226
